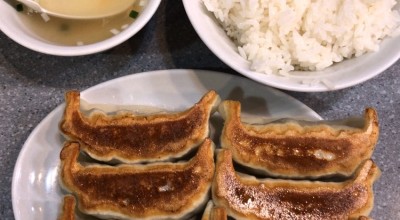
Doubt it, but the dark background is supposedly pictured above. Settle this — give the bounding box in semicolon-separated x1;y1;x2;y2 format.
1;1;399;219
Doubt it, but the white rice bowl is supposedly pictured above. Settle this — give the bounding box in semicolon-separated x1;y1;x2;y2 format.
183;0;400;92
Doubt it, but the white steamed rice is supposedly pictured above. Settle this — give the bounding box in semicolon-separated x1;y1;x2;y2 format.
203;0;400;75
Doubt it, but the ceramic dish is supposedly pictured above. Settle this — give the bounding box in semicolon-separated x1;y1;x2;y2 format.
183;0;400;92
0;0;161;56
12;69;321;220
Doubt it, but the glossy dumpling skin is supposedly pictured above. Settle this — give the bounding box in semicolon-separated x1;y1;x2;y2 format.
212;149;380;220
201;200;228;220
59;90;220;163
58;195;76;220
219;100;379;178
59;139;215;220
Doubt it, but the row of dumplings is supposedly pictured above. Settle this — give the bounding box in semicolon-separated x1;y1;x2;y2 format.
57;90;380;220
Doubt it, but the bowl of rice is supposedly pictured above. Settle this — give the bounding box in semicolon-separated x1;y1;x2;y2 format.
0;0;161;56
183;0;400;92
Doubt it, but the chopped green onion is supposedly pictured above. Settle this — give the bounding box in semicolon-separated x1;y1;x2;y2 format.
60;23;69;31
16;3;24;12
129;10;139;19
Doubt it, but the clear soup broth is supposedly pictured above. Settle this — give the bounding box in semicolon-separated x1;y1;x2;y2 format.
18;0;147;46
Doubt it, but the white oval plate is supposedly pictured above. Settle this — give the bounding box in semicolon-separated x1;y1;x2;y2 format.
183;0;400;92
11;69;321;220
